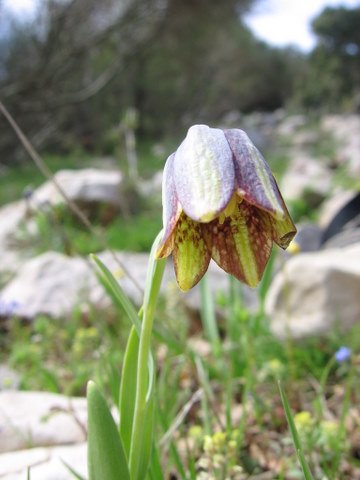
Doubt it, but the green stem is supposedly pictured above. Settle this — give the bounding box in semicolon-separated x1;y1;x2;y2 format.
129;232;166;479
129;310;153;478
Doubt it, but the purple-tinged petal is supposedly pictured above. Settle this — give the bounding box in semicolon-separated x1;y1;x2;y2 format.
224;129;285;220
208;202;273;287
174;125;235;223
156;153;182;258
173;212;211;291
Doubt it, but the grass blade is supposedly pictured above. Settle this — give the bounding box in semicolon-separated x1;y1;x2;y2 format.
278;381;314;480
258;248;276;311
199;273;221;358
119;325;139;458
91;254;141;335
332;364;354;475
149;441;166;480
62;460;86;480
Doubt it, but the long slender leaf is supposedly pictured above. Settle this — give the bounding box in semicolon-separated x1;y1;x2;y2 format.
92;253;156;402
258;248;277;310
91;254;141;335
278;381;314;480
87;381;130;480
149;441;166;480
62;460;86;480
120;325;139;458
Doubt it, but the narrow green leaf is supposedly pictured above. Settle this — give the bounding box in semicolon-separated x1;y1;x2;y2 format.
61;460;86;480
172;443;188;479
149;440;166;480
92;254;155;402
258;247;276;309
120;326;139;458
278;381;314;480
91;254;141;335
87;381;130;480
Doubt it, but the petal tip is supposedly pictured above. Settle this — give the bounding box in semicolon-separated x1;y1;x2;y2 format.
279;228;297;250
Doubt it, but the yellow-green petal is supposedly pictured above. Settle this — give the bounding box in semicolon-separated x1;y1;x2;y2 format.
209;202;273;287
174;125;235;223
270;194;297;249
173;213;211;291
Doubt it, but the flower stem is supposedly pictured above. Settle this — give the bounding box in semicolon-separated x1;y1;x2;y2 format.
129;232;166;479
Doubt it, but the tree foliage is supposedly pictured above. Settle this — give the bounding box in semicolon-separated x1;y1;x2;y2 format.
1;0;168;158
0;0;303;161
295;6;360;111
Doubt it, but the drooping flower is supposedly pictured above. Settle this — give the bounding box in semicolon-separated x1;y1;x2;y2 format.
156;125;296;291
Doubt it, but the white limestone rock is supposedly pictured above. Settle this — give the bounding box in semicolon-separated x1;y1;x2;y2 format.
0;249;258;320
31;168;124;207
280;153;331;202
322;114;360;176
266;244;360;339
0;391;87;453
276;114;307;137
0;443;87;480
0;252;99;319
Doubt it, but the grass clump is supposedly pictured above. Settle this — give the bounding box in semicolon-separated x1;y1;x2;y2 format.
2;304;128;397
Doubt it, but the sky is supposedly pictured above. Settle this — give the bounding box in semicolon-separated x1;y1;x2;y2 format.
244;0;360;51
2;0;37;15
2;0;360;51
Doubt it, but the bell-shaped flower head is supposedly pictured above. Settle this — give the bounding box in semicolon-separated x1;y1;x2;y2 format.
156;125;296;291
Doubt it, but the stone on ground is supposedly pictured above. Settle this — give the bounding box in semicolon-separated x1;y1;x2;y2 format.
266;243;360;339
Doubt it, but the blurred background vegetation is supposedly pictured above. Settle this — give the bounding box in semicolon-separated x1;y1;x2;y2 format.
1;0;359;165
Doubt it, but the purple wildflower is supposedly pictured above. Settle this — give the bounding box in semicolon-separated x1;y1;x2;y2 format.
335;346;351;363
0;299;21;317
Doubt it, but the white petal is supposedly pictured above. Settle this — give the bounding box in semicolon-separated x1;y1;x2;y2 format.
174;125;235;223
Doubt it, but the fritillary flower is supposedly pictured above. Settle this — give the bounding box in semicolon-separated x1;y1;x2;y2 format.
156;125;296;290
